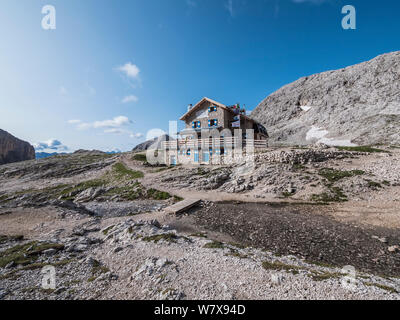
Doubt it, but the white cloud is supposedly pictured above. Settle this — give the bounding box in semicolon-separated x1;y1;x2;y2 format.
103;128;143;139
146;129;167;141
67;116;144;140
117;62;140;79
59;86;67;95
104;128;129;134
34;139;68;151
68;119;81;124
130;133;144;139
122;95;138;104
69;116;132;131
92;116;131;129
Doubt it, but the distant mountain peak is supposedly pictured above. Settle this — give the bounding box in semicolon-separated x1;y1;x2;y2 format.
0;129;35;165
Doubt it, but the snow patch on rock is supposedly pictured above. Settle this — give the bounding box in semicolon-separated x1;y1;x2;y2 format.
300;105;312;112
306;126;357;147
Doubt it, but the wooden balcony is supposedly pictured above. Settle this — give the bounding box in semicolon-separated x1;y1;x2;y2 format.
162;137;267;149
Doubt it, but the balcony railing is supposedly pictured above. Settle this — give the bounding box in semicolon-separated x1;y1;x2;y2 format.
162;137;267;149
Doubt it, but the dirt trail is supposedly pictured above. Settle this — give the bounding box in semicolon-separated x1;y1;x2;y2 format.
121;154;400;230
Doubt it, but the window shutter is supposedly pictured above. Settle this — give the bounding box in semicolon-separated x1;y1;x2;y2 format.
192;122;195;128
208;120;211;127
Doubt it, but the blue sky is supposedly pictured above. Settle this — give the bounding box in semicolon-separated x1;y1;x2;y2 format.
0;0;399;152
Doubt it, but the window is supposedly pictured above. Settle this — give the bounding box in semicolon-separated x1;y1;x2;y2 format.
208;119;218;127
192;121;201;129
208;105;217;112
187;149;191;156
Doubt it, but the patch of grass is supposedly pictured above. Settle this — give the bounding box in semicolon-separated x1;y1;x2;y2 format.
28;243;64;255
0;194;10;203
173;195;184;203
106;185;144;201
91;259;110;275
64;279;81;286
292;163;306;170
228;242;248;249
203;241;225;249
113;162;144;179
365;282;398;294
142;233;178;243
366;180;382;189
318;168;365;183
132;153;147;162
102;225;115;235
0;270;18;280
0;241;64;268
281;191;293;198
0;235;24;244
310;271;341;281
19;259;73;271
56;180;107;200
311;186;348;203
306;260;335;269
226;249;248;259
189;232;208;238
147;188;171;200
154;167;170;173
335;146;387;153
262;260;303;275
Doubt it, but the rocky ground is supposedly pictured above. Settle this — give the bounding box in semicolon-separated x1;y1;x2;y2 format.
0;147;400;300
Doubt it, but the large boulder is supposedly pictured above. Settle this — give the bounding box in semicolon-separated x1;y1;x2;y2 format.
132;134;172;152
251;51;400;146
0;129;35;165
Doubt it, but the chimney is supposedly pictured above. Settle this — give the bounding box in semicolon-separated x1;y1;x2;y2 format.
187;104;193;111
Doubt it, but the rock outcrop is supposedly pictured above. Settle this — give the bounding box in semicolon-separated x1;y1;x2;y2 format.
251;51;400;146
0;129;35;165
132;135;171;152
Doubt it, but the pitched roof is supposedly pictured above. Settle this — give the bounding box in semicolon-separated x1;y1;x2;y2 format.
179;97;256;123
180;97;226;120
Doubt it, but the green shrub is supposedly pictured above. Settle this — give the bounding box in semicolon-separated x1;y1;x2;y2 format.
113;163;144;179
203;241;225;249
318;168;364;183
142;233;178;243
336;146;386;153
147;188;171;200
311;187;348;203
132;154;147;162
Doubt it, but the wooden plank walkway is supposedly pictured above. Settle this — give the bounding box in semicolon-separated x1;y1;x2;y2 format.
165;199;201;214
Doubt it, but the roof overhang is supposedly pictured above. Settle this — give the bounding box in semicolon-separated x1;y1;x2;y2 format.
179;96;261;125
180;97;228;121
